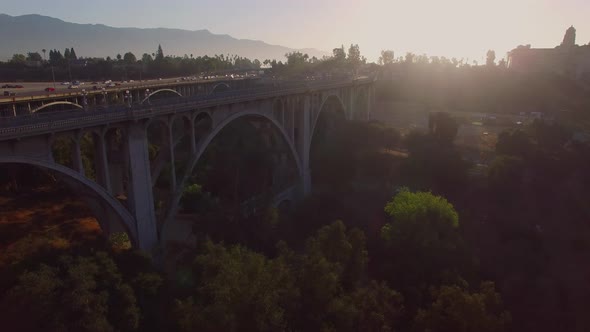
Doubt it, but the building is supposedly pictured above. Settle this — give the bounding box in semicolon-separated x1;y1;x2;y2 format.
508;26;590;81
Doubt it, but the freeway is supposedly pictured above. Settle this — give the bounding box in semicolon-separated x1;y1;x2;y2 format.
0;78;372;140
0;75;251;103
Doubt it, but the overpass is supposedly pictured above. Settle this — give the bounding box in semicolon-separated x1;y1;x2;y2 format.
0;77;375;253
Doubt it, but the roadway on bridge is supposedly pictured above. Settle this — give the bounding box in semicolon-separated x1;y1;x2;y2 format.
0;75;250;103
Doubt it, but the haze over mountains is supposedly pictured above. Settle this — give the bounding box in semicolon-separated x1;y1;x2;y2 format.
0;14;327;61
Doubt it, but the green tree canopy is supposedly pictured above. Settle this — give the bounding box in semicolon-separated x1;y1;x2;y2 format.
10;54;26;64
414;282;511;332
26;52;42;62
379;50;395;65
174;240;295;332
123;52;137;64
0;252;141;332
380;189;469;309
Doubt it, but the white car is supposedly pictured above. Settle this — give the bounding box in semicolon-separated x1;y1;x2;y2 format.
61;82;70;85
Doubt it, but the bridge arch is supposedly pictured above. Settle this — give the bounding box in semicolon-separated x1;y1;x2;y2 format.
141;89;183;104
210;82;231;95
162;109;302;229
32;101;83;113
0;156;138;247
311;94;346;146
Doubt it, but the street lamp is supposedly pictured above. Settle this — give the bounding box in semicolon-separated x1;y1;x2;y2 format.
125;90;131;107
81;89;88;110
145;89;150;104
102;88;108;106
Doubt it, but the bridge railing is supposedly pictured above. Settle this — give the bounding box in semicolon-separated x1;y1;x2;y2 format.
0;78;373;138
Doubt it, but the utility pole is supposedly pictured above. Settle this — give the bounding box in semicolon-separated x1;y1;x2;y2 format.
51;65;56;89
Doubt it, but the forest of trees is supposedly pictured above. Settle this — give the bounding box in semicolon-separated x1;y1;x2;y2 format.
0;43;370;82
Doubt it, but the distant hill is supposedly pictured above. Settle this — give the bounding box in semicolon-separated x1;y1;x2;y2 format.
0;14;327;61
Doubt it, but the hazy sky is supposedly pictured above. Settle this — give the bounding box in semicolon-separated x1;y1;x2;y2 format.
3;0;590;62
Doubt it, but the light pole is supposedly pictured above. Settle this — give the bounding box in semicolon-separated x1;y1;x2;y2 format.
125;90;131;107
51;65;56;89
102;88;108;106
145;89;150;104
81;89;88;110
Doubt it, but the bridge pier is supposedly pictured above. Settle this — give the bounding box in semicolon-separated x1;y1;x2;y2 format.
126;122;158;252
71;135;84;176
297;95;312;196
94;133;112;194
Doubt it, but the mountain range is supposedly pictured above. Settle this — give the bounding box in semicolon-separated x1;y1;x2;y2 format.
0;14;327;61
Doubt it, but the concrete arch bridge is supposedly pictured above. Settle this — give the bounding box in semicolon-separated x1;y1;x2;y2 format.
0;78;375;253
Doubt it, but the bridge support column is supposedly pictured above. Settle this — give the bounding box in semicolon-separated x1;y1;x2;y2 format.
126;122;158;252
368;84;375;120
167;122;177;192
95;134;112;194
297;95;312;196
72;137;84;176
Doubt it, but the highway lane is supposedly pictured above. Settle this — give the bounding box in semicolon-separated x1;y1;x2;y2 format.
0;75;252;102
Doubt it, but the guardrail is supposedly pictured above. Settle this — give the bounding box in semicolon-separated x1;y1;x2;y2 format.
0;78;373;140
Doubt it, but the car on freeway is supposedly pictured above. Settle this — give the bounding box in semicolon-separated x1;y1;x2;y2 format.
61;82;71;85
68;85;79;89
45;87;55;92
104;80;112;84
93;85;100;90
3;91;16;96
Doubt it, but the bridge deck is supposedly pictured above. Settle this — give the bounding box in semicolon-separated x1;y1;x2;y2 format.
0;78;372;140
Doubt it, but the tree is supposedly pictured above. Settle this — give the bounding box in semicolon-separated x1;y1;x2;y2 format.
173;240;295;332
116;53;122;61
123;52;137;64
351;281;404;332
64;48;71;60
429;112;459;146
26;52;43;62
304;220;368;290
285;51;309;66
155;44;164;62
0;252;142;332
380;189;468;308
333;45;346;62
348;44;362;70
414;282;511;332
142;53;153;63
70;47;77;60
379;50;395;65
486;50;496;67
49;49;64;64
10;54;26;64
